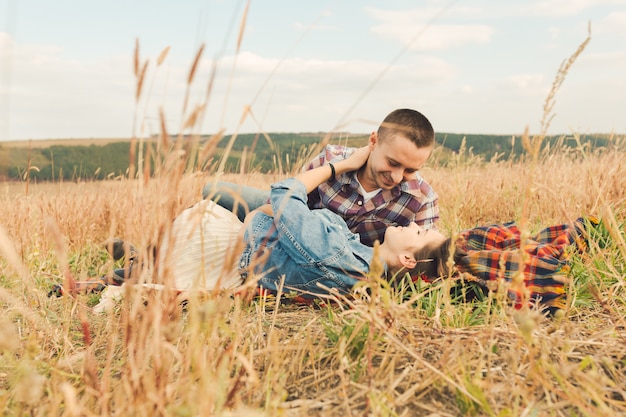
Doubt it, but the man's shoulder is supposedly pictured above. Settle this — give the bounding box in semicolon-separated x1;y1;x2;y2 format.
401;172;426;190
400;174;438;200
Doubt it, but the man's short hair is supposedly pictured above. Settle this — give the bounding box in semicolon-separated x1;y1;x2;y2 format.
378;108;434;148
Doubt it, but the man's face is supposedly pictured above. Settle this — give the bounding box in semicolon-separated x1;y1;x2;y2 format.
359;132;432;192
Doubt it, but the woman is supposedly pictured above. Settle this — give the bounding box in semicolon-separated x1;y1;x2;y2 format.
154;146;445;299
90;147;444;311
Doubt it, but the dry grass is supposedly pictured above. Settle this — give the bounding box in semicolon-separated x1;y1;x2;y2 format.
1;22;625;417
0;140;625;416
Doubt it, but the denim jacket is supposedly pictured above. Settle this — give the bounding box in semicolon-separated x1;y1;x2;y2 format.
239;178;377;298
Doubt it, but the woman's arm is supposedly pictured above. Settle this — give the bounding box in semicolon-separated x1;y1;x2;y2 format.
294;146;370;194
243;146;370;223
239;146;371;247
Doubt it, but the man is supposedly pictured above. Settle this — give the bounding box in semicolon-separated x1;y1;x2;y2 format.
203;108;439;246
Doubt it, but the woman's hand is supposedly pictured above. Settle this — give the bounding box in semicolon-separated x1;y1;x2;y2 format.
334;146;370;174
294;145;371;194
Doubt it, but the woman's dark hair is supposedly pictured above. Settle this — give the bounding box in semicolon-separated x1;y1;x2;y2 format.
406;237;467;281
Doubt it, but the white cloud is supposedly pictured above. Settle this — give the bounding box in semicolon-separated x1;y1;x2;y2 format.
599;11;626;35
579;50;626;69
519;0;626;17
501;74;546;95
0;32;12;50
373;23;493;51
3;0;625;141
1;34;138;139
200;51;457;133
218;51;455;95
365;7;493;50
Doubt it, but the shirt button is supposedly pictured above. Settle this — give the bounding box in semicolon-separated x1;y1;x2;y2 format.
357;201;363;206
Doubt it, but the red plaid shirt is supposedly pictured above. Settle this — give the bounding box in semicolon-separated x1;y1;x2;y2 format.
305;144;439;247
453;217;594;311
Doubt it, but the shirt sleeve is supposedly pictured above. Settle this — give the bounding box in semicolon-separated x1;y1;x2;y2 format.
411;173;440;229
303;144;349;171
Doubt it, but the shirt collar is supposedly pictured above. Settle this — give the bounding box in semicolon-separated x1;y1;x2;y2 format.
342;171;403;198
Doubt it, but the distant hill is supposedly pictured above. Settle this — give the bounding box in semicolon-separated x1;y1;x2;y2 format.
0;132;617;181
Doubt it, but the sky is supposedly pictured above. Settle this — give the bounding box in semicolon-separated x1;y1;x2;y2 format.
0;0;625;141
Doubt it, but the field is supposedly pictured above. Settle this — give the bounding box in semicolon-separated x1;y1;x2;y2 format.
1;26;625;416
0;135;625;416
0;138;135;149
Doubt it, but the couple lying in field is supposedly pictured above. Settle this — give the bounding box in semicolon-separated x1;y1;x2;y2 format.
60;109;597;316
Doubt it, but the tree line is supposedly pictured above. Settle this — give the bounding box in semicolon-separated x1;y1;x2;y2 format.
0;132;613;181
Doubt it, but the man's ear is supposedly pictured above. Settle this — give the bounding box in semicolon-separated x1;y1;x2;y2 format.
398;253;417;269
369;131;377;149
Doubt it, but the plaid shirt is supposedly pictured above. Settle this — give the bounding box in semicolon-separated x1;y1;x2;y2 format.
453;217;593;311
305;144;439;247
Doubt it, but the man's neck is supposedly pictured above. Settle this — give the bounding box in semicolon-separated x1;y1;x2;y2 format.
356;166;376;193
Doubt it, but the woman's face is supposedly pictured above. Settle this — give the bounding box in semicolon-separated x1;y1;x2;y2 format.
383;222;446;254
